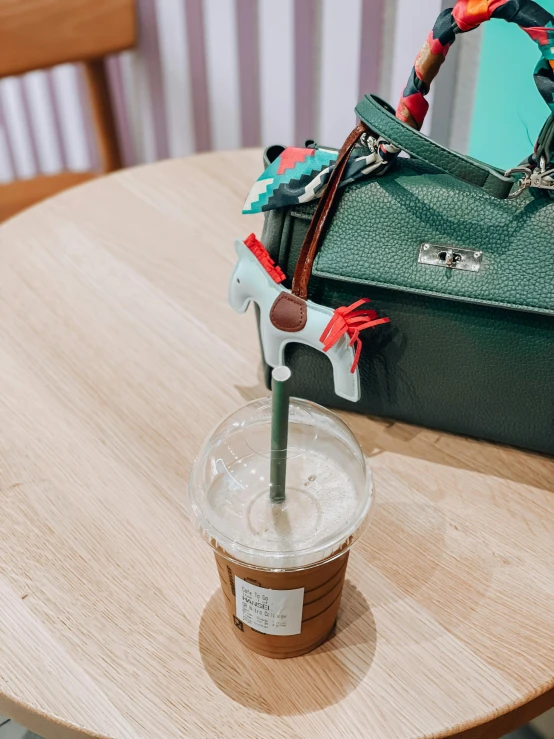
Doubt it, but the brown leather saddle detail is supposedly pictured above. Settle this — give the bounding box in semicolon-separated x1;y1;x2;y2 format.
269;292;307;332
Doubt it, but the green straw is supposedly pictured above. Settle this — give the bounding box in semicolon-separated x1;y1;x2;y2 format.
270;366;291;504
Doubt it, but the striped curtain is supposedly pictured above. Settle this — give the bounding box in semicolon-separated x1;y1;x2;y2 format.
0;0;552;184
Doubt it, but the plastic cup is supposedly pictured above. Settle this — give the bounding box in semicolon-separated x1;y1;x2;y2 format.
188;397;373;658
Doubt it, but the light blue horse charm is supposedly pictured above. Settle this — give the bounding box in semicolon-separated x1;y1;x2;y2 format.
228;235;389;403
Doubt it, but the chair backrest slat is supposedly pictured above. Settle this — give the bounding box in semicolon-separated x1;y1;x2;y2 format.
0;0;136;77
0;0;136;221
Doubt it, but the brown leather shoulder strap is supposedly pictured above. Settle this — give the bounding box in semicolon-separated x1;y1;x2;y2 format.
291;122;368;300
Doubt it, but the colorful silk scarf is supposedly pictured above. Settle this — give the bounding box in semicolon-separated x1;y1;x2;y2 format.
398;0;554;131
242;140;397;215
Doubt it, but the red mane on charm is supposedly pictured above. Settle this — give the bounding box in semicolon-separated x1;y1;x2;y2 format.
244;233;286;284
320;299;390;373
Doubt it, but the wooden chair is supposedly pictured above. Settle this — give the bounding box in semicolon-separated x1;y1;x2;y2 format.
0;0;136;221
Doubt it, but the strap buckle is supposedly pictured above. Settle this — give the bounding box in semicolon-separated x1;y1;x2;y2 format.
505;156;554;199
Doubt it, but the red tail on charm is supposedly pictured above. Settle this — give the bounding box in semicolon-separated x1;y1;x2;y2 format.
244;233;286;284
320;299;390;373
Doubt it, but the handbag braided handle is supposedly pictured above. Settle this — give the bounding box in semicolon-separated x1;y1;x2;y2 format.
398;0;554;131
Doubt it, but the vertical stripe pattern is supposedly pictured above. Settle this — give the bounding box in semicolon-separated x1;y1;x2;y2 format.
0;77;37;179
203;0;241;151
50;64;91;172
137;0;169;161
128;48;158;164
259;0;295;146
156;0;195;157
0;95;16;181
429;0;461;146
236;0;261;147
76;65;100;171
105;56;136;167
22;71;63;174
19;76;41;175
0;125;14;183
359;0;385;99
185;0;212;152
1;0;547;184
45;70;69;170
294;0;318;145
318;0;363;146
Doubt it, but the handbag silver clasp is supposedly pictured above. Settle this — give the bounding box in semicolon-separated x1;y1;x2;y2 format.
418;243;482;272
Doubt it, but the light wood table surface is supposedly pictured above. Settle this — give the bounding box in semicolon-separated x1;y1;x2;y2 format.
0;150;552;739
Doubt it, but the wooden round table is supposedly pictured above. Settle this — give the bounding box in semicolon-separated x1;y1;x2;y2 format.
0;151;552;739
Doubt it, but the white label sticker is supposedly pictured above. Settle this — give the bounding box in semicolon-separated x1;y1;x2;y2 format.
235;577;304;636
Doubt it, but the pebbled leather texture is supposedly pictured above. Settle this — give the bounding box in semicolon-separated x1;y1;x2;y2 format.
260;155;554;454
356;95;514;199
291;158;554;314
261;285;554;455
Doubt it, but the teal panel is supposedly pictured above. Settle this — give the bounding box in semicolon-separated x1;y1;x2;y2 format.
469;2;554;171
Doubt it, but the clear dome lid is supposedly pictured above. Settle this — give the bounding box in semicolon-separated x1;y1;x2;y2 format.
188;398;373;570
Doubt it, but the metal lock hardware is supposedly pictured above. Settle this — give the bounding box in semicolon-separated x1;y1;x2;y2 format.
418;243;482;272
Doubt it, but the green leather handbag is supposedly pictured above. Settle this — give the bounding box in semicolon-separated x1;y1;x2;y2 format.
257;89;554;454
250;0;554;454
